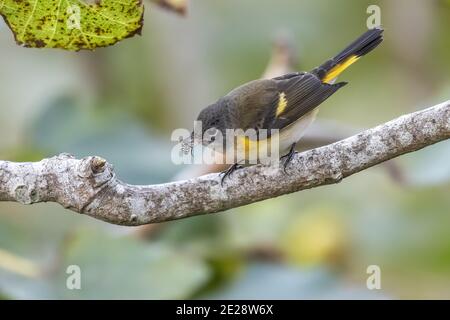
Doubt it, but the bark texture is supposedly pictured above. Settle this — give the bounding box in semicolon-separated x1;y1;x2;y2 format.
0;100;449;226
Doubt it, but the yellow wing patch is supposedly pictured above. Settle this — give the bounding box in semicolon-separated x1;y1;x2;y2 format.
322;54;360;84
275;92;288;117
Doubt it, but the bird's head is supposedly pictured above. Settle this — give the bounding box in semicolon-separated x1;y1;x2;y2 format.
182;101;227;154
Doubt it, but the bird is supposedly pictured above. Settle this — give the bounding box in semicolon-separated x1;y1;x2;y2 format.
183;27;384;184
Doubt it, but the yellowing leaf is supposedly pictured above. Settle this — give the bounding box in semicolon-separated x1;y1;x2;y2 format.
0;0;144;50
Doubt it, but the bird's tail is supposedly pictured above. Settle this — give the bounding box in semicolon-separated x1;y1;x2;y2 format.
312;27;384;84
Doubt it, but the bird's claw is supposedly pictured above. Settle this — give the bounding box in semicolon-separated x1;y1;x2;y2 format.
220;163;243;186
280;143;297;173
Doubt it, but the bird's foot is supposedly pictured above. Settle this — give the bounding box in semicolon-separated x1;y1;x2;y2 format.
220;163;244;186
280;143;297;173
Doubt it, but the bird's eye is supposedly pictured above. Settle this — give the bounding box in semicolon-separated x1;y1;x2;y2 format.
206;128;219;142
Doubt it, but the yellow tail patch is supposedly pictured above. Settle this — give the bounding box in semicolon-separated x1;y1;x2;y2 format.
322;54;359;84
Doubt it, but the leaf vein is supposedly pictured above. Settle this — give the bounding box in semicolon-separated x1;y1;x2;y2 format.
20;0;39;40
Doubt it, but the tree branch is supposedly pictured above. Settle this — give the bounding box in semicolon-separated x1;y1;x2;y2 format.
1;100;449;226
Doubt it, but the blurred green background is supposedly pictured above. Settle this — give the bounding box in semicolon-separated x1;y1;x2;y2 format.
1;0;450;299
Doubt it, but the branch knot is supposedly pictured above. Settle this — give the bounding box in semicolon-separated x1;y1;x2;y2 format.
77;156;114;188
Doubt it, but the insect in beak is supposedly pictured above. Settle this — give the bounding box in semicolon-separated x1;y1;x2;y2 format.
181;132;195;155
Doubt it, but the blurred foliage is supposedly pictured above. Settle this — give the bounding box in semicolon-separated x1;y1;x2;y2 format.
280;208;348;267
151;0;187;15
208;263;387;299
30;96;175;184
1;0;450;299
57;229;210;299
0;227;210;299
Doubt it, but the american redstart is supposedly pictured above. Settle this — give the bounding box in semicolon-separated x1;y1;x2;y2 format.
183;27;384;182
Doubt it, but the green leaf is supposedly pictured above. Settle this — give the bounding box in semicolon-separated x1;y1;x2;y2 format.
0;0;144;50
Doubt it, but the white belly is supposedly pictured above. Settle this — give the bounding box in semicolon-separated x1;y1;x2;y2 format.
278;108;319;153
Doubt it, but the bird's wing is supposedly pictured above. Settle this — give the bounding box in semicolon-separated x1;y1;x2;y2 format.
265;72;347;130
226;72;346;136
